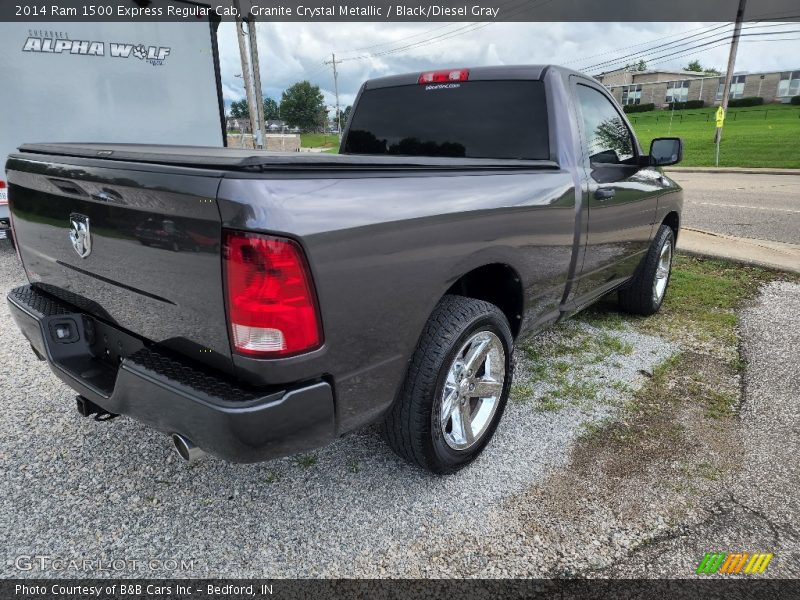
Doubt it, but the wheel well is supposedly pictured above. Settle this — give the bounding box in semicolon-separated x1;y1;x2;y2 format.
663;211;680;241
445;264;523;338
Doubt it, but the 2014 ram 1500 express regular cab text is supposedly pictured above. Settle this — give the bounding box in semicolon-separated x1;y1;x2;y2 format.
5;65;683;473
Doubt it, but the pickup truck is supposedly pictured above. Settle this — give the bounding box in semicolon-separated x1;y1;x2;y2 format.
5;65;683;474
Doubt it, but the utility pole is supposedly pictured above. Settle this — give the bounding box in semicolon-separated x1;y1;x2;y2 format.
715;0;747;159
234;0;258;147
325;53;342;137
247;15;267;149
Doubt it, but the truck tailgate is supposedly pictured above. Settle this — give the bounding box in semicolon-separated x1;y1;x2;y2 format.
6;154;233;374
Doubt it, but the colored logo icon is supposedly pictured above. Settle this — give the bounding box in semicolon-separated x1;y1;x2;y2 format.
697;552;773;574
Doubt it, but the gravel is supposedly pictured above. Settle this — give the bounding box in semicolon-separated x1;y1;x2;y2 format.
0;243;676;578
600;280;800;578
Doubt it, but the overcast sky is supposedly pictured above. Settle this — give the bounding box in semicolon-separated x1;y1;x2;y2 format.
216;21;800;111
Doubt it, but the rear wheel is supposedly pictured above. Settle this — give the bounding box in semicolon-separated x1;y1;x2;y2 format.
383;295;513;474
618;224;675;315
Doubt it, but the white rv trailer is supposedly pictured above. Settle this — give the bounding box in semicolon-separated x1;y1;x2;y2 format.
0;1;226;243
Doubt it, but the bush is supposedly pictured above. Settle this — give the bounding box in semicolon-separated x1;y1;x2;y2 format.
790;95;800;105
665;100;705;110
727;97;764;107
623;103;655;114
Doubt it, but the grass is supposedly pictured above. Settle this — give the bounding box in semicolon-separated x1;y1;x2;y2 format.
264;471;282;484
629;104;800;168
637;254;785;345
575;255;797;456
294;454;318;469
510;382;535;404
300;133;340;149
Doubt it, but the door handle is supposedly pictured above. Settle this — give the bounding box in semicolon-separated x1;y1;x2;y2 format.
594;188;616;201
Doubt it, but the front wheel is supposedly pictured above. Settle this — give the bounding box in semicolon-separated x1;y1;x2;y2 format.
618;224;675;315
383;295;514;474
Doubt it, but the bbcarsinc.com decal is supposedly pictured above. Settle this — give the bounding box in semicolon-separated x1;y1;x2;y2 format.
22;33;171;65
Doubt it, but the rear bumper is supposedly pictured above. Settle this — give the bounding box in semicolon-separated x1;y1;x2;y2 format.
6;285;336;463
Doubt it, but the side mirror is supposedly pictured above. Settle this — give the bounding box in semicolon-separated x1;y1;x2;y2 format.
649;137;683;166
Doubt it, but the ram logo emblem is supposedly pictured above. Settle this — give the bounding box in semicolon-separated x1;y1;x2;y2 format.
69;213;92;258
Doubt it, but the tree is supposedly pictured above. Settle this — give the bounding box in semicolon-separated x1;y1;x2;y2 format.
685;60;703;72
263;97;280;121
593;117;632;160
341;105;352;125
280;81;326;131
685;60;721;76
229;99;249;118
625;60;647;72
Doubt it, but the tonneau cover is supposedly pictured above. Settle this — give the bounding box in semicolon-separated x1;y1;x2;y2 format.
16;143;559;171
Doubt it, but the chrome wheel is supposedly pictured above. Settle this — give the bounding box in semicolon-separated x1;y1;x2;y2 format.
653;239;673;304
439;330;506;451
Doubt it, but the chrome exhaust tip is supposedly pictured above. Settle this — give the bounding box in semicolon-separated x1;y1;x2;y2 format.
171;433;204;463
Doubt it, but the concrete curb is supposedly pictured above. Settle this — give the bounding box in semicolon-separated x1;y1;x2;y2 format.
665;167;800;176
677;228;800;274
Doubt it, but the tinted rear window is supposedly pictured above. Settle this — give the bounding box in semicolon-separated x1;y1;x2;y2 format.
343;80;549;160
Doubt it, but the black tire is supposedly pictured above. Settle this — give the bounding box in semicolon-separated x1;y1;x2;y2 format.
618;224;675;315
383;295;514;474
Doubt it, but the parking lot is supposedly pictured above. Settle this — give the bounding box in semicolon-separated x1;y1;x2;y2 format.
1;241;798;578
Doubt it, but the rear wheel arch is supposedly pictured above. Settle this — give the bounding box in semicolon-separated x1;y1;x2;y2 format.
445;263;523;338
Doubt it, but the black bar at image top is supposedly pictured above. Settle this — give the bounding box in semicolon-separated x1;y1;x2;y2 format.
2;0;800;22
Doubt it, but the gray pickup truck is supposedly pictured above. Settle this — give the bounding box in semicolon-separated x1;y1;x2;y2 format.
5;65;683;473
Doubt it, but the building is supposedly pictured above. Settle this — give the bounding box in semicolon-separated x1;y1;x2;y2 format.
595;67;800;107
225;117;291;133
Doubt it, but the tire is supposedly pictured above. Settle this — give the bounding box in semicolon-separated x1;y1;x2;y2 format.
618;224;675;315
383;295;514;474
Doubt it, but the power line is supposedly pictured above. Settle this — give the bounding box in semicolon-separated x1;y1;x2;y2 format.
644;35;800;68
335;0;556;63
580;23;800;72
563;23;733;67
339;22;466;54
589;30;800;74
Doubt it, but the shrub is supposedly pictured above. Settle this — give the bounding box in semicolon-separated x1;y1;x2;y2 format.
623;103;655;114
665;100;705;110
790;95;800;105
727;97;764;107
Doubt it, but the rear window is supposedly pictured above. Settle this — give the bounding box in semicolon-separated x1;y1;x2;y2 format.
343;80;549;160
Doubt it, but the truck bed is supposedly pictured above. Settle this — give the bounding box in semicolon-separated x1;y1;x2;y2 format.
18;143;559;171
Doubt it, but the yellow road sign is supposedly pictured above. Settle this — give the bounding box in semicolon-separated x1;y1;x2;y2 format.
716;106;726;128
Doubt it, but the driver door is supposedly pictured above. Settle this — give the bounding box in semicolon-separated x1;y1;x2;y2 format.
573;82;666;303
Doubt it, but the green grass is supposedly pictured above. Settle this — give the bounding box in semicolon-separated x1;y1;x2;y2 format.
641;255;780;344
510;382;535;404
264;471;282;484
629;104;800;168
300;133;340;149
294;454;318;469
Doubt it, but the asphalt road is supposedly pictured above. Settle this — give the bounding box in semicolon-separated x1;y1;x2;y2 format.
606;280;800;578
671;172;800;245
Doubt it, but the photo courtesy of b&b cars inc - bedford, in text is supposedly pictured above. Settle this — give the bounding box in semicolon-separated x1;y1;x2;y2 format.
1;0;799;598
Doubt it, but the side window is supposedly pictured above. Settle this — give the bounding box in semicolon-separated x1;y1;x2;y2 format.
575;84;635;166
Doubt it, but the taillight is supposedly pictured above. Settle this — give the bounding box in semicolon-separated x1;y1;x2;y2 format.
223;230;322;358
418;69;469;84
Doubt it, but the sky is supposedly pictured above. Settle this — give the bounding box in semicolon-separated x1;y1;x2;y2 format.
215;21;800;113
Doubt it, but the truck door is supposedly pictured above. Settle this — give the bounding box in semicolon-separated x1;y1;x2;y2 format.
572;81;665;303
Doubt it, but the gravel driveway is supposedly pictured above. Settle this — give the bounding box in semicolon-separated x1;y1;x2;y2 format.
0;243;674;578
